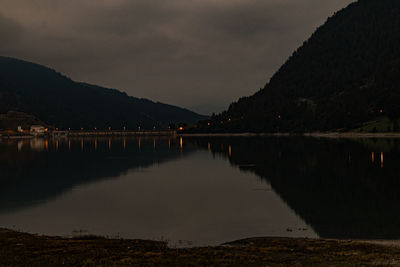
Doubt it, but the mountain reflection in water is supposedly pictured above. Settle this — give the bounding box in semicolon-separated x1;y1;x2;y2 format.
1;136;400;244
188;137;400;239
0;137;190;214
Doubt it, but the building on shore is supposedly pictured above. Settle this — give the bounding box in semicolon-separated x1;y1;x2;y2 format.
30;125;46;136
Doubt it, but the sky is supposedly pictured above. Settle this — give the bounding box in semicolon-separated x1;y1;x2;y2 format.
0;0;354;115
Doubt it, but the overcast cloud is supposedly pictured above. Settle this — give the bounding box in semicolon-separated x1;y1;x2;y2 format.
0;0;354;114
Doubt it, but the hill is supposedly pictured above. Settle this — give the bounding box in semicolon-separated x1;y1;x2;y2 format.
0;57;206;130
0;111;47;131
202;0;400;133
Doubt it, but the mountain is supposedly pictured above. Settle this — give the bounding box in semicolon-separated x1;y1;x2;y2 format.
0;111;47;131
0;56;207;130
203;0;400;133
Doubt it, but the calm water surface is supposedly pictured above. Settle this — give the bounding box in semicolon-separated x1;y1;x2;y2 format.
0;137;399;246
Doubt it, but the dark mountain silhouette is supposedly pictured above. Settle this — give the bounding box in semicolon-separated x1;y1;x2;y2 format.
0;57;207;130
189;137;400;239
0;111;47;130
202;0;400;132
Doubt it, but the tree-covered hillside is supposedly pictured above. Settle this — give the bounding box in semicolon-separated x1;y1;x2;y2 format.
204;0;400;133
0;57;206;130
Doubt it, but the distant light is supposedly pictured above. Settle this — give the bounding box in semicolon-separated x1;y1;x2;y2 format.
81;127;84;130
207;122;211;126
380;109;383;113
179;127;184;131
56;128;59;131
228;118;232;122
94;127;97;130
278;115;281;119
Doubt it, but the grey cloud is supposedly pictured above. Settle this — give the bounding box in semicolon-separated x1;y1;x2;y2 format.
0;0;355;114
74;1;180;36
0;13;24;51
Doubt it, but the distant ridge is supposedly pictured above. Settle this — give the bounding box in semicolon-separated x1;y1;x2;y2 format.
0;56;207;130
204;0;400;133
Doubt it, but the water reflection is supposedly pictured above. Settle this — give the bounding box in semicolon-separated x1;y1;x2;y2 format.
2;136;400;244
0;137;194;215
188;137;400;239
0;137;318;246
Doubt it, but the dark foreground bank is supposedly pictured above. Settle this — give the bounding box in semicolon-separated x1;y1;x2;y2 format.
1;229;400;266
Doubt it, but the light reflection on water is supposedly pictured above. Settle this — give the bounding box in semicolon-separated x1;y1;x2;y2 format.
0;136;398;246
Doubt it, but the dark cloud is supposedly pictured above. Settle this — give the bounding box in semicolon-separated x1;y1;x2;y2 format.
0;0;354;114
0;13;23;52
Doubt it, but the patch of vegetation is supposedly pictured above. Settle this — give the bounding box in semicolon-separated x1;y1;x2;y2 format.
353;117;400;133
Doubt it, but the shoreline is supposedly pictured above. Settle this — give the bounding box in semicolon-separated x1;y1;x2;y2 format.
2;228;400;266
3;131;400;140
0;130;177;139
179;132;400;138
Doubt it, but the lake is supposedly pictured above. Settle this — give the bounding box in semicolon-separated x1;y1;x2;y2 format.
0;136;399;247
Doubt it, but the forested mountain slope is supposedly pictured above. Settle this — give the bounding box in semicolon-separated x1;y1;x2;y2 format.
206;0;400;132
0;57;206;130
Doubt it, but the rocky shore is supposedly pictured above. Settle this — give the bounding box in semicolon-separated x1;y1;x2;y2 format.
1;229;400;266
